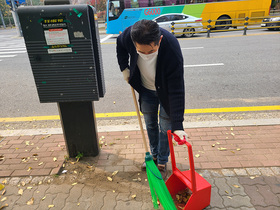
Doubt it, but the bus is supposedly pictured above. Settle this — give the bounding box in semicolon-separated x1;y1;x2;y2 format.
105;0;272;34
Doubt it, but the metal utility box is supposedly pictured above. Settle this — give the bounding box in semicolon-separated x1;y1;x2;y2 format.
18;4;105;103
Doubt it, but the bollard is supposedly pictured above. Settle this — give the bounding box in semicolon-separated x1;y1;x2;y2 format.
171;22;175;35
243;17;249;35
207;19;212;38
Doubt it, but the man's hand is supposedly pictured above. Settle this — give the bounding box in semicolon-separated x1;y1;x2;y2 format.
174;130;188;140
122;68;130;83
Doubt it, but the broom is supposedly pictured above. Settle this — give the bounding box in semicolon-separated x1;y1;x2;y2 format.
131;86;176;209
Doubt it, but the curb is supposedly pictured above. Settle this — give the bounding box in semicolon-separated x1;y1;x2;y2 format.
1;118;280;136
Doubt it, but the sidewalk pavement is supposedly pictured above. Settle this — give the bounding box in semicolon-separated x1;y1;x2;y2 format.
0;120;280;209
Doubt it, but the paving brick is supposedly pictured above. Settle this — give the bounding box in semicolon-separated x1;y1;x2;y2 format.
200;162;221;169
32;185;50;204
221;169;236;177
209;187;224;208
66;184;84;203
53;193;68;209
222;195;253;208
0;170;13;177
30;168;52;176
220;161;242;168
101;191;117;209
257;184;280;206
214;177;233;196
242;185;266;206
258;167;275;176
91;190;106;209
263;176;280;194
239;176;266;186
240;161;264;168
115;200;143;210
234;168;248;176
271;167;280;175
225;177;247;196
37;193;57;209
124;165;139;172
10;169;31;177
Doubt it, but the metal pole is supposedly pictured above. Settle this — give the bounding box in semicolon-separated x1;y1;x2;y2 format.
0;8;6;29
11;0;23;37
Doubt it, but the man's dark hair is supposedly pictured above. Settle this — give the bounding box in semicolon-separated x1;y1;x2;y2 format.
130;19;161;45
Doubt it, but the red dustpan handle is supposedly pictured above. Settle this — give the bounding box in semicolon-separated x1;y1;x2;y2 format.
167;130;197;193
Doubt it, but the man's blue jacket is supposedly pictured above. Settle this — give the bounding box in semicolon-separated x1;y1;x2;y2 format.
116;26;185;132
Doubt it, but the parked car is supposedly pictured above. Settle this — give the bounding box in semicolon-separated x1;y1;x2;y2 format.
261;16;280;30
152;13;203;37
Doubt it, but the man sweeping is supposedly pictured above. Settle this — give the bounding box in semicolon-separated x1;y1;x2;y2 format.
116;19;187;179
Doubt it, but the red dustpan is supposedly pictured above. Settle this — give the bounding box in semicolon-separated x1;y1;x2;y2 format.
166;130;211;210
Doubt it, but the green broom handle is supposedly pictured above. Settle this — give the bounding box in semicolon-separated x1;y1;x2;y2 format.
131;86;149;153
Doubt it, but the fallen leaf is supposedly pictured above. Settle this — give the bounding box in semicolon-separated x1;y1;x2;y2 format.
1;197;7;202
27;167;32;171
113;101;116;104
0;184;4;191
27;186;33;190
236;148;241;151
225;190;229;194
18;189;23;195
216;142;220;145
0;204;8;209
112;171;118;176
131;194;136;199
2;180;7;184
233;185;240;188
212;144;215;147
38;162;44;166
250;176;255;179
230;127;233;131
72;183;77;186
74;171;77;174
113;190;115;193
26;197;34;205
195;154;200;158
1;189;5;195
77;203;80;206
107;177;113;182
231;132;235;136
125;136;129;139
218;147;227;151
48;204;55;208
21;181;26;186
42;196;46;200
53;157;57;162
227;196;232;199
25;141;30;145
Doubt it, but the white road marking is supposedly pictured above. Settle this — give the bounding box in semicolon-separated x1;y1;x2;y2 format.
0;48;26;51
181;47;204;50
0;51;27;54
100;34;113;43
0;55;17;58
184;63;224;68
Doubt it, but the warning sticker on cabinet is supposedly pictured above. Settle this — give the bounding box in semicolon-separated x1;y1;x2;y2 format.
44;28;70;45
48;48;72;54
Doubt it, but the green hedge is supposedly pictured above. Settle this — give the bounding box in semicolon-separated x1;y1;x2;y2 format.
0;17;14;27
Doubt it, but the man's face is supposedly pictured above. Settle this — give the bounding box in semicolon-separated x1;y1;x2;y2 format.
135;35;163;55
